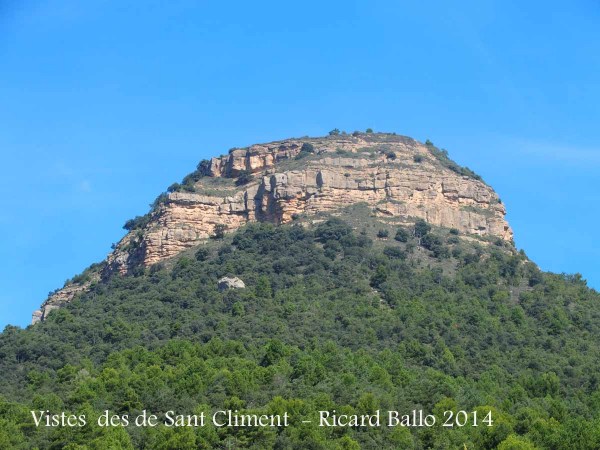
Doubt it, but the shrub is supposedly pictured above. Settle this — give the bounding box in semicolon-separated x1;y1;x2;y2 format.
70;272;90;285
123;214;152;231
167;183;181;193
197;159;211;174
149;262;165;274
386;151;397;160
414;219;431;238
181;169;203;190
525;263;544;287
296;143;315;160
365;128;374;133
150;192;169;209
236;170;254;186
377;229;390;239
195;248;209;261
426;143;483;181
449;228;459;235
182;184;195;192
315;218;353;242
384;246;405;260
301;142;314;153
329;128;340;136
421;233;450;259
394;228;409;243
434;245;451;259
213;224;227;239
413;155;423;163
370;265;388;288
421;233;443;251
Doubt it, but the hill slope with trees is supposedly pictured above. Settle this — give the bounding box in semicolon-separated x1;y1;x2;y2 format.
1;215;600;449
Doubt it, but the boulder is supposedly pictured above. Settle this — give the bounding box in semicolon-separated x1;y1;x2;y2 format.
218;276;246;292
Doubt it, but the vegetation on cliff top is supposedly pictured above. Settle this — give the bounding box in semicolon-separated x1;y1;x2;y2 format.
424;140;483;181
120;133;485;233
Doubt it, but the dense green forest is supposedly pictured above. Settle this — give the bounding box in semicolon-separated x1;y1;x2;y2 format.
1;216;600;449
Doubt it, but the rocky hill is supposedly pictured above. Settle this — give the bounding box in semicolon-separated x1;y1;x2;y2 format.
33;132;512;323
8;133;600;449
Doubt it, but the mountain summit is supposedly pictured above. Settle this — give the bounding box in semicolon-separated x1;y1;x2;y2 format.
7;132;600;449
33;132;511;323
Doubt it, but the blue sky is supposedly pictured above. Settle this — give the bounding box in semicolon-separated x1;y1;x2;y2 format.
1;0;599;329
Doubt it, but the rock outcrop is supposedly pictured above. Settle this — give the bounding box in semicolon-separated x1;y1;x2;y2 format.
34;133;512;323
32;276;98;324
218;277;246;292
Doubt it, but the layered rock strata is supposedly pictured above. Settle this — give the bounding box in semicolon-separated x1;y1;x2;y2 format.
34;133;512;323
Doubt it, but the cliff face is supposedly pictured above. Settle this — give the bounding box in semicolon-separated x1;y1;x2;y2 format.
33;133;512;323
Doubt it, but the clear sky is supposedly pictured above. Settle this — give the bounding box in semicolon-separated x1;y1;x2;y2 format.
1;0;599;329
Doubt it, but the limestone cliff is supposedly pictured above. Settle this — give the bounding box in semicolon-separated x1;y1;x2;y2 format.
33;133;512;324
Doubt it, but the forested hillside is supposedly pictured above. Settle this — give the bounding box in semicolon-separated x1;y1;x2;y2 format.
1;217;600;449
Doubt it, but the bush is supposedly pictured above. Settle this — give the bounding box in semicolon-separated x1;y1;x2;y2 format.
449;228;459;235
383;246;405;260
70;272;90;285
315;219;353;242
421;233;443;251
197;159;211;174
447;236;459;245
394;228;409;243
329;128;340;136
150;192;169;209
236;170;254;186
413;155;423;163
414;219;431;238
213;224;227;239
195;248;209;261
370;264;388;288
433;245;451;259
167;183;181;193
377;229;390;238
365;128;373;133
426;143;483;181
296;143;315;160
123;214;152;231
180;168;204;190
182;184;195;192
301;142;314;153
